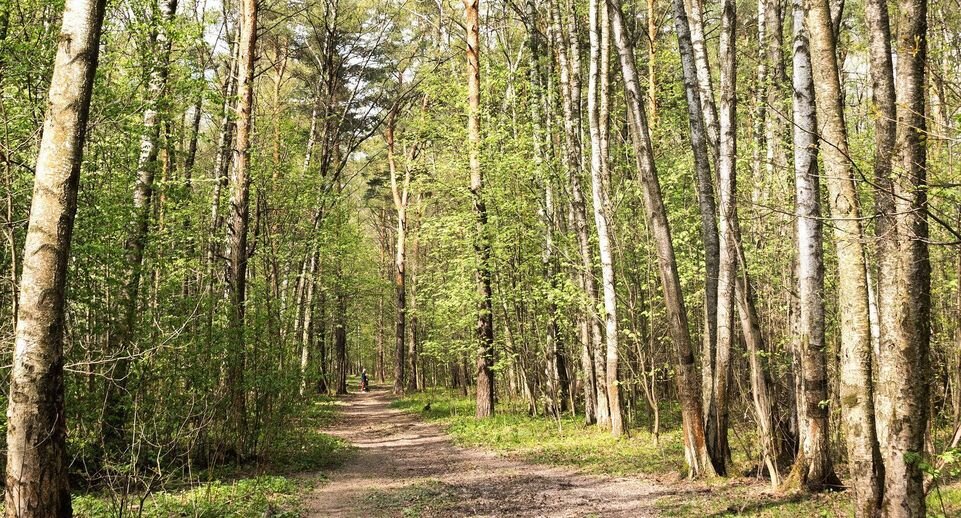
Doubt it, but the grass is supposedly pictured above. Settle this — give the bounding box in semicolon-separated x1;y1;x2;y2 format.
362;479;456;517
72;396;352;517
393;390;961;517
393;390;686;477
73;475;304;518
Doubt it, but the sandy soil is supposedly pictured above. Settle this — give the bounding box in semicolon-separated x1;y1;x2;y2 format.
304;387;681;517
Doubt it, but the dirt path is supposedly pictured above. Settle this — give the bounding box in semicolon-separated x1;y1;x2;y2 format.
304;387;677;517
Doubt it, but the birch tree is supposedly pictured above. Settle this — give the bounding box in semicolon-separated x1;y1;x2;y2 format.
876;0;932;512
588;0;623;436
786;0;837;490
5;0;107;514
706;0;737;473
103;0;179;451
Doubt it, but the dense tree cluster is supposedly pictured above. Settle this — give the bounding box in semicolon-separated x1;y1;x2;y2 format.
1;0;960;514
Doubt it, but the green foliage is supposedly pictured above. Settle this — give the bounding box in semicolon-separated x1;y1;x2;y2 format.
73;476;303;518
68;395;350;516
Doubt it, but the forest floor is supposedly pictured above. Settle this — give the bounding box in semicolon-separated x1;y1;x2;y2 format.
304;386;672;517
305;385;961;517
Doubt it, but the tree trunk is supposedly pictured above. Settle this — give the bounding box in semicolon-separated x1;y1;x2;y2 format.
206;30;240;329
785;0;837;490
300;249;319;396
407;229;420;393
464;0;495;418
588;0;623;436
706;0;736;474
387;109;408;395
807;0;883;512
335;291;348;395
670;0;721;446
525;0;583;423
553;0;608;425
735;270;781;487
877;0;931;512
608;0;715;478
687;0;720;156
225;0;258;454
4;0;107;514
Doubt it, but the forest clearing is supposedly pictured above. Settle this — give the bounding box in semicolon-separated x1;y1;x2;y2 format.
3;0;961;515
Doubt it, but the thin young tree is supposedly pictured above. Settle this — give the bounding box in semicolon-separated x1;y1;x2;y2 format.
103;0;179;451
386;93;425;394
667;0;723;441
225;0;259;451
464;0;495;418
387;104;408;394
706;0;737;473
587;0;623;436
552;0;607;423
607;0;715;478
5;0;107;514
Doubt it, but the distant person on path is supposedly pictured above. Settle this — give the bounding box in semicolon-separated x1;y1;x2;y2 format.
361;368;369;392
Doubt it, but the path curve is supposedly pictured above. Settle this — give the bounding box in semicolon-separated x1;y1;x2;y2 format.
305;387;673;517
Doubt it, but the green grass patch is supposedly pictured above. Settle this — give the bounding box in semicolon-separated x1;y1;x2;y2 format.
74;475;303;518
929;483;961;518
392;390;685;477
267;397;353;473
362;479;456;517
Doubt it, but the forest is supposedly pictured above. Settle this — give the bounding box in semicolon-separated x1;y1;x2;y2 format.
1;0;960;514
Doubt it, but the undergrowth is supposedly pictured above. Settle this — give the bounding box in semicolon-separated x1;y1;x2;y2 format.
72;396;351;517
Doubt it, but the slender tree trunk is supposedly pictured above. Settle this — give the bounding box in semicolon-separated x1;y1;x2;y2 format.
387;110;408;395
300;249;319;396
4;0;107;514
608;0;715;478
646;0;657;125
863;0;897;460
407;225;420;392
706;0;736;473
464;0;495;418
671;0;720;437
103;0;179;451
735;269;781;487
335;290;348;395
226;0;258;454
807;0;883;512
763;0;787;188
206;31;240;305
752;0;768;207
687;0;720;155
376;286;385;383
588;0;623;436
553;0;609;425
785;0;837;490
183;94;202;175
525;0;585;422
